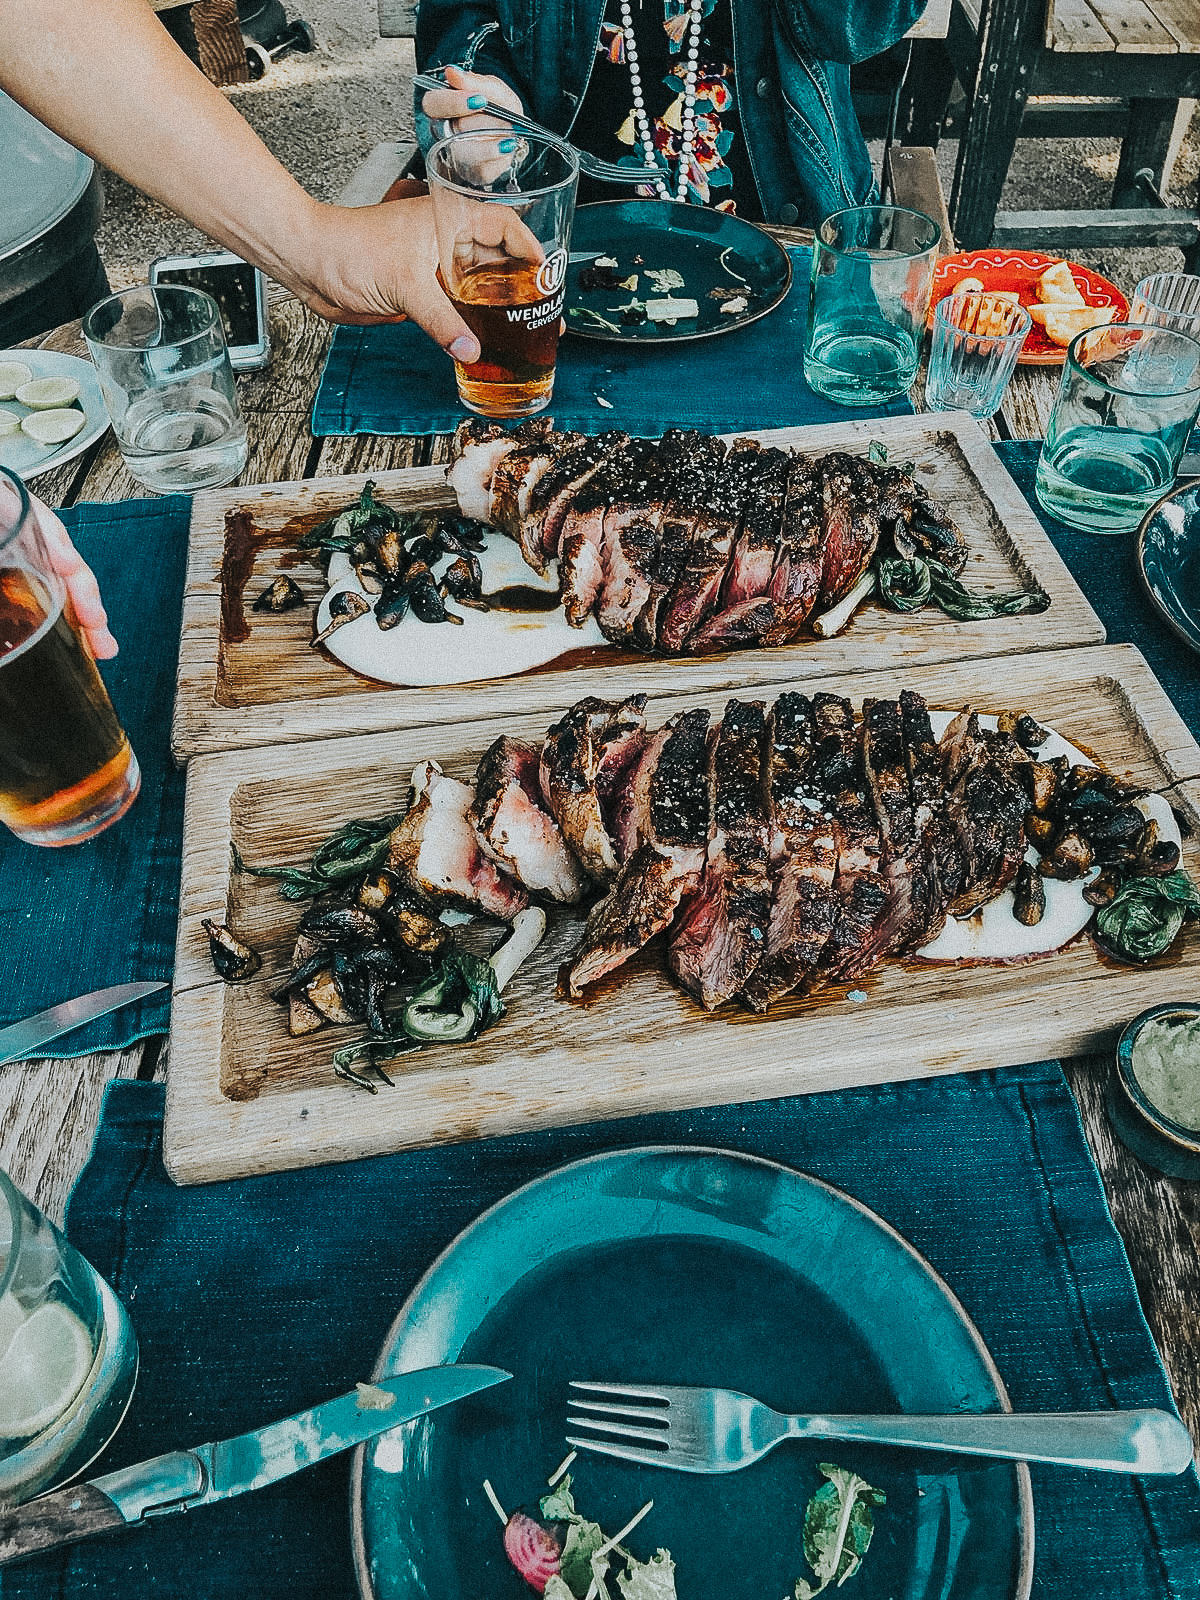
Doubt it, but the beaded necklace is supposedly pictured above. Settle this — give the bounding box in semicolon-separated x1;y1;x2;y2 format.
618;0;705;202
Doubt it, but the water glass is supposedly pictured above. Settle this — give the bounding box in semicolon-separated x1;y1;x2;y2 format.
925;292;1032;418
0;1169;138;1505
1035;322;1200;534
803;204;941;407
1131;272;1200;464
0;468;140;846
428;130;578;419
82;284;248;493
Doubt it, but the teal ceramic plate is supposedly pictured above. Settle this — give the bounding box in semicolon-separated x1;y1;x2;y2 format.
351;1147;1033;1600
1138;479;1200;655
565;201;793;344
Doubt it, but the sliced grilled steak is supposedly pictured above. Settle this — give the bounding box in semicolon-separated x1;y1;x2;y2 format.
763;453;824;645
567;707;711;994
669;699;772;1008
539;695;649;884
470;735;590;903
817;452;884;610
389;760;530;919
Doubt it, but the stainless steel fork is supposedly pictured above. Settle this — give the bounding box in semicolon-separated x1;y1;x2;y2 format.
567;1382;1195;1476
413;73;664;185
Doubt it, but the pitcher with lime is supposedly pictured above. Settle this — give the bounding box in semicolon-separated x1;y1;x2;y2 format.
0;1169;137;1505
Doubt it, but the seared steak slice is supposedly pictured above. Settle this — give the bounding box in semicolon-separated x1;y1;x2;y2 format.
763;453;824;645
470;736;590;903
818;452;884;610
944;759;1029;916
389;761;530;920
862;698;915;857
669;700;772;1008
446;419;523;524
567;707;711;994
539;695;649;884
597;508;663;642
687;596;778;653
721;446;789;607
558;503;608;626
523;430;630;564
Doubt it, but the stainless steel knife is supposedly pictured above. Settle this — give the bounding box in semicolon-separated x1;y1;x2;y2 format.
0;981;170;1066
0;1364;510;1568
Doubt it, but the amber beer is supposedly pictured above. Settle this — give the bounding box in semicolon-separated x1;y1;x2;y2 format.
0;565;139;846
444;250;568;417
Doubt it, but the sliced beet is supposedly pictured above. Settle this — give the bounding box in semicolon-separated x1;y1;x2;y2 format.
503;1511;563;1594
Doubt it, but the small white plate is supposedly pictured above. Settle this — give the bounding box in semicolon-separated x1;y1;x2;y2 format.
0;350;109;481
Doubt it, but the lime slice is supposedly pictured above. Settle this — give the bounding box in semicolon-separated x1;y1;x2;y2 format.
0;1300;94;1439
0;409;20;438
0;361;33;401
15;376;81;411
21;408;87;446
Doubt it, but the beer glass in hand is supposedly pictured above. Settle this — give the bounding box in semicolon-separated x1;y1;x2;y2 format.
428;131;578;419
0;469;140;846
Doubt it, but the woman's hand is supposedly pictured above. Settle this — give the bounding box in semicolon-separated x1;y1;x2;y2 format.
421;64;524;138
30;496;118;659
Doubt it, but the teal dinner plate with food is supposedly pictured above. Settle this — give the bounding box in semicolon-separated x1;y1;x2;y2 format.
1138;479;1200;656
0;349;109;481
565;201;792;344
351;1147;1033;1600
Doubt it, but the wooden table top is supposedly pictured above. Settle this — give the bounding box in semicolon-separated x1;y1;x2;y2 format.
1046;0;1200;52
3;275;1197;1459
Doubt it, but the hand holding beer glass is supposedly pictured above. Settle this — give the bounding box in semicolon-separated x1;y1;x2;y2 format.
0;468;139;846
427;131;579;418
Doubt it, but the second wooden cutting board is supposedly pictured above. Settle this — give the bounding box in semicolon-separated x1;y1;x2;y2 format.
165;644;1200;1185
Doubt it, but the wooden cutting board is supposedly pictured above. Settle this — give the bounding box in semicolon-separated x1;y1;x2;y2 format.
171;412;1103;761
164;643;1200;1185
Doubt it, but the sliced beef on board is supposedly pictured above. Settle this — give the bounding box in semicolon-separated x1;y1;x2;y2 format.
538;694;649;885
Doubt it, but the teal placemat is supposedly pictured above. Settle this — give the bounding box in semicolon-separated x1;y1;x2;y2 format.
1;1066;1194;1597
311;247;914;438
0;495;189;1056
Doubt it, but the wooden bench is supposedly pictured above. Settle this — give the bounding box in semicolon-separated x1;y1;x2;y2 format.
933;0;1200;258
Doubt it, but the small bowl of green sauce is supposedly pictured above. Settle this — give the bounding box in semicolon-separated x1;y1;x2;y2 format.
1107;1003;1200;1179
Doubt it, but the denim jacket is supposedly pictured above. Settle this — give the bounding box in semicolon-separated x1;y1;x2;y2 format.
414;0;926;227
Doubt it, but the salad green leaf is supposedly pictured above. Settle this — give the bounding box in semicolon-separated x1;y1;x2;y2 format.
616;1549;678;1600
876;553;1048;623
560;1520;606;1596
233;811;405;900
1095;869;1200;963
539;1476;578;1522
544;1579;575;1600
793;1463;886;1599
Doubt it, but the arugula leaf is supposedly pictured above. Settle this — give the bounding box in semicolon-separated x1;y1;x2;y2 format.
1095;870;1200;963
559;1520;606;1597
540;1476;578;1523
233;811;406;900
616;1549;678;1599
793;1464;886;1599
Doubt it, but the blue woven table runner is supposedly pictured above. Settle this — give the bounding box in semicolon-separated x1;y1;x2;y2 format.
0;495;189;1056
1;1065;1194;1598
310;247;914;438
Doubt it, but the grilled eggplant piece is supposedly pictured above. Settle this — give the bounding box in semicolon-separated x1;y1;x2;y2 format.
312;589;370;646
202;919;262;981
287;931;325;1036
1012;862;1046;926
253;575;306;613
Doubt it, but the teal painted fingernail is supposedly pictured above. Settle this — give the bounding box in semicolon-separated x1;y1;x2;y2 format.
467;94;486;110
499;138;518;153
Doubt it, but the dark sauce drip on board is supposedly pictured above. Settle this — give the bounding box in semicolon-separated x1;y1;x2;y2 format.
483;585;562;614
220;508;324;644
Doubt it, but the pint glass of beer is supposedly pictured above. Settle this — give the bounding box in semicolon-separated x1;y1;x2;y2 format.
0;469;140;846
428;131;579;418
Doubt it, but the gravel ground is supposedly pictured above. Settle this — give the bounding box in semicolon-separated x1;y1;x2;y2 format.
94;1;1199;305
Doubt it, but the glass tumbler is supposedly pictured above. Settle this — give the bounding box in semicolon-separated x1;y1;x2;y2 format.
0;467;140;846
803;204;941;407
83;284;248;493
0;1168;138;1506
1132;272;1200;463
428;130;578;418
1035;322;1200;534
925;293;1032;419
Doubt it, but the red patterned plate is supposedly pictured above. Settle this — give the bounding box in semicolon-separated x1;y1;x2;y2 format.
930;250;1129;367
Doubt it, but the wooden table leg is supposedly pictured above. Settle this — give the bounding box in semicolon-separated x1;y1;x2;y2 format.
949;0;1043;248
1113;99;1194;206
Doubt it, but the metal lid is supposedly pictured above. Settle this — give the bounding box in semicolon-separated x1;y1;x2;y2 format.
1;90;94;262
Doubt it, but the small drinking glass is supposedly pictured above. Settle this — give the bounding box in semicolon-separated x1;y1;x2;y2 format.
1132;272;1200;464
82;284;248;493
0;467;140;846
925;292;1032;419
803;204;941;407
427;130;579;419
1035;322;1200;534
0;1168;138;1506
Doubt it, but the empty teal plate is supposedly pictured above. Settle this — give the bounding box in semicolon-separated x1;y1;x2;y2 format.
1138;479;1200;655
351;1147;1033;1600
565;201;793;344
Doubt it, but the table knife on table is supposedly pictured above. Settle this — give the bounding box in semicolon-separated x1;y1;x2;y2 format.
0;1364;510;1568
0;981;170;1066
